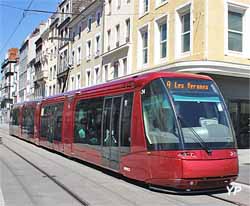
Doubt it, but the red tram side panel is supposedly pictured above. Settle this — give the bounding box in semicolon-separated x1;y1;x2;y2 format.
9;72;239;192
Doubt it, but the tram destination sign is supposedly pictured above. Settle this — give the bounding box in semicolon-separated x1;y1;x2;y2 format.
165;79;211;92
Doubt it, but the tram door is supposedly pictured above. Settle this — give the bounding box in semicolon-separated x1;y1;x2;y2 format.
102;96;123;170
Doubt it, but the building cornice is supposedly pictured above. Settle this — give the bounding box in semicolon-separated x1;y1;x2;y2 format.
153;60;250;78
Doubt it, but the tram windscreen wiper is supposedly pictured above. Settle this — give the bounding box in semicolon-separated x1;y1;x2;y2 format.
177;116;212;155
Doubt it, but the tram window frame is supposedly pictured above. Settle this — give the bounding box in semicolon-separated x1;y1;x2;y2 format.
40;102;64;142
74;97;103;146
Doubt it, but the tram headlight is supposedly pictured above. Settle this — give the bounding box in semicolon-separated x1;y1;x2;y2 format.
177;152;197;158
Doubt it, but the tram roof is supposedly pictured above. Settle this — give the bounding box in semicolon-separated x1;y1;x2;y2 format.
13;71;212;106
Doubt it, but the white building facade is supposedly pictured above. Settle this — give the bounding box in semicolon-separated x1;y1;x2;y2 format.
102;0;134;81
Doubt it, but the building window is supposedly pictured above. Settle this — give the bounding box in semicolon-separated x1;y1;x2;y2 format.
77;46;81;65
53;85;56;95
49;67;52;80
87;16;92;32
94;67;100;84
156;17;167;60
140;26;148;65
53;65;56;79
66;4;69;13
95;35;100;56
86;40;92;60
108;0;112;15
76;74;80;89
107;29;111;51
61;8;65;21
50;49;53;60
104;65;109;81
144;0;149;13
78;25;82;38
86;70;91;86
114;61;119;79
49;86;52;96
116;24;120;47
71;50;75;66
160;23;167;58
117;0;121;9
139;0;149;16
96;11;101;26
142;31;148;64
64;50;68;69
123;58;127;75
181;12;190;53
176;4;191;57
71;76;75;90
54;46;57;58
228;11;243;52
125;18;130;42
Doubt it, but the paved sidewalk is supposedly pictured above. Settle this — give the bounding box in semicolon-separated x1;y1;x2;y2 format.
237;149;250;185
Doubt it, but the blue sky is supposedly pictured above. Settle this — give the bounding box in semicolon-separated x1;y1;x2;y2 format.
0;0;60;63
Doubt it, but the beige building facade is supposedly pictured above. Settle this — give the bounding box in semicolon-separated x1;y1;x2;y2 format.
132;0;250;148
68;0;103;90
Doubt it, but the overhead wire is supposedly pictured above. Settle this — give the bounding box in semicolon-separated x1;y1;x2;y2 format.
0;3;168;16
0;0;35;56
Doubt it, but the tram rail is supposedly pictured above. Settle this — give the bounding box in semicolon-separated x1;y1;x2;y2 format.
2;143;90;206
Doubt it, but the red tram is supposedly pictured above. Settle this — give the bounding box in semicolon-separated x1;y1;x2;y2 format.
9;72;238;192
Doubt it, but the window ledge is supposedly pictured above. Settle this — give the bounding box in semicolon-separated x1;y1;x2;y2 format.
155;1;168;10
139;11;149;20
156;57;168;65
175;51;191;59
141;63;149;70
225;50;246;58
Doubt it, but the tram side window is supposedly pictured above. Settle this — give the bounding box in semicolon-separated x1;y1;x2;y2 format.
74;98;103;145
54;103;64;141
40;102;64;142
22;107;35;135
121;93;133;147
12;108;19;125
41;105;52;140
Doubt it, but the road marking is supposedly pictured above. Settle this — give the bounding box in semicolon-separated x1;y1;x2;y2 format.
0;187;5;206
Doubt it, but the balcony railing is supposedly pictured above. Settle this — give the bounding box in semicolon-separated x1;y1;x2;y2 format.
4;67;14;77
57;63;68;75
35;53;42;64
34;70;48;82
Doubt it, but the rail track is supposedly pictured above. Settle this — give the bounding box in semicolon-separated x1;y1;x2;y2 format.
2;143;90;206
208;193;249;206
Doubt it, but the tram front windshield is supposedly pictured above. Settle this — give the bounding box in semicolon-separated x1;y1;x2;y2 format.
141;78;236;151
